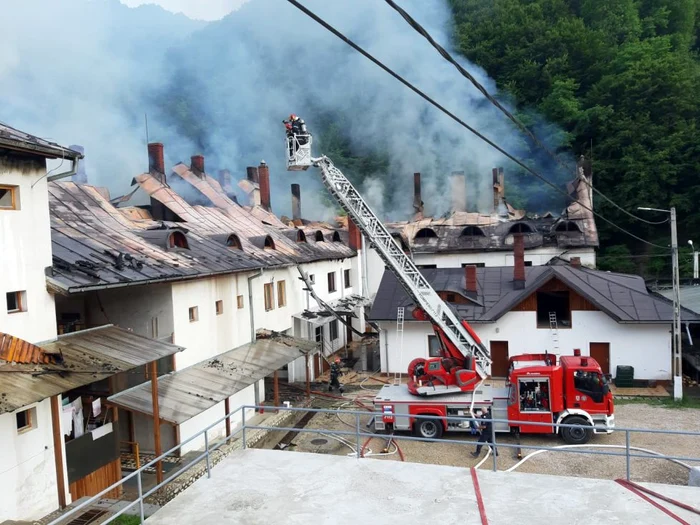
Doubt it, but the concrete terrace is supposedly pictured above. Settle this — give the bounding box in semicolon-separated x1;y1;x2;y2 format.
145;449;700;525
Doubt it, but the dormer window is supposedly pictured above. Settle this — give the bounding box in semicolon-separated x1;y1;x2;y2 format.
332;231;342;242
264;235;276;250
297;230;307;243
460;226;485;237
508;223;533;234
315;231;325;242
554;221;581;233
415;228;437;239
226;234;243;249
168;231;189;249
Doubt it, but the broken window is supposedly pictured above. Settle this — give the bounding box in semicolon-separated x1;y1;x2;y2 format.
237;295;244;309
264;283;275;311
188;306;199;322
427;335;442;357
226;234;242;249
446;293;456;302
536;291;571;328
460;226;485;237
555;221;581;233
509;223;533;234
327;272;336;293
415;228;437;239
344;269;351;289
6;291;25;313
296;230;307;243
277;281;286;307
16;407;36;433
315;231;325;242
168;231;189;249
264;236;276;250
215;300;224;315
0;185;18;210
330;320;338;341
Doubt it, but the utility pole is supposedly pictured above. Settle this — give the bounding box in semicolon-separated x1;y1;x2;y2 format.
671;207;682;400
639;206;683;400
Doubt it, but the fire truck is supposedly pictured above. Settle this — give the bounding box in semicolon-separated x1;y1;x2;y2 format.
286;127;614;445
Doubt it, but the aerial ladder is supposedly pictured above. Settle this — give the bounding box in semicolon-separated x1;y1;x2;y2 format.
286;130;491;396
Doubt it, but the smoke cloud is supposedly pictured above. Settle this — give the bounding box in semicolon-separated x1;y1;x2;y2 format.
1;0;570;220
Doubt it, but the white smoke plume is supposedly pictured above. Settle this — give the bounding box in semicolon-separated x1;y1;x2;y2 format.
1;0;569;220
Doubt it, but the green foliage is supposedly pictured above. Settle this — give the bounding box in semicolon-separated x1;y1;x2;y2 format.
111;515;143;525
450;0;700;276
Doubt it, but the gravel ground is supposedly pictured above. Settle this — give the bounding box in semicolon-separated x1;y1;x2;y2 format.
283;392;700;486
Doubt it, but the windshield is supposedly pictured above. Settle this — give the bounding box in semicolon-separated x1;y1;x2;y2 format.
574;371;606;393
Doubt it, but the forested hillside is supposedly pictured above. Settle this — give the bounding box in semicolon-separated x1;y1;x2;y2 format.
449;0;700;276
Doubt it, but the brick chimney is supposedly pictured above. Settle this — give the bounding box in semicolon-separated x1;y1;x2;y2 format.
493;167;505;211
450;171;467;212
191;155;205;177
348;217;362;251
570;257;581;268
513;233;525;290
413;172;424;218
291;183;302;226
465;265;477;294
147;142;165;183
69;145;87;184
258;160;271;211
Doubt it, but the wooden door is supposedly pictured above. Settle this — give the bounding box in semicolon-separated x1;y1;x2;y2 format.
490;341;509;377
589;342;610;375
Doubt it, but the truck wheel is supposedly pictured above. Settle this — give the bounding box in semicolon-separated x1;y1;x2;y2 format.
414;418;443;440
561;416;593;444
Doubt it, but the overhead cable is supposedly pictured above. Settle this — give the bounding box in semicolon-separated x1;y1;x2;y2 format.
382;0;669;226
284;0;667;249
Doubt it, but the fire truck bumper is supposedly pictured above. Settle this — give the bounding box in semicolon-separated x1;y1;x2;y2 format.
592;414;615;434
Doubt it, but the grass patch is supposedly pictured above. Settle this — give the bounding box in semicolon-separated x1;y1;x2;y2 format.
614;396;700;409
112;515;144;525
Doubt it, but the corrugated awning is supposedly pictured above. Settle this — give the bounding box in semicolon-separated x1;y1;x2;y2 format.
107;335;317;425
0;325;184;414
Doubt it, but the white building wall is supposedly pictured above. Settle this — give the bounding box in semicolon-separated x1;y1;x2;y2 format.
0;156;57;343
0;399;59;522
378;311;670;380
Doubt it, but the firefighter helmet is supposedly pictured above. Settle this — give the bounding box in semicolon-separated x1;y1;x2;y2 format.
335;357;341;363
289;114;297;120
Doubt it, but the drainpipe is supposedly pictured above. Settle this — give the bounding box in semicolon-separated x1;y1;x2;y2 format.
247;270;263;342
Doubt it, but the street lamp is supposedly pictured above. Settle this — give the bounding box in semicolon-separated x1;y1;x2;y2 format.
638;206;682;400
689;240;698;280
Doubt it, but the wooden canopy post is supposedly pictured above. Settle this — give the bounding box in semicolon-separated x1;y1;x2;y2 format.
50;395;67;509
149;361;163;484
273;370;280;410
224;398;231;438
305;353;311;399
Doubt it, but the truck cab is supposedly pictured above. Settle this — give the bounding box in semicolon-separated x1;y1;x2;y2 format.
506;353;614;444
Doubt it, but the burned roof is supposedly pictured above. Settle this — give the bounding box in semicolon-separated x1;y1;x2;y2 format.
0;122;82;160
369;264;700;325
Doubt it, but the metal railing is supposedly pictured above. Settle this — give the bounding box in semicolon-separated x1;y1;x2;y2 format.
49;405;700;525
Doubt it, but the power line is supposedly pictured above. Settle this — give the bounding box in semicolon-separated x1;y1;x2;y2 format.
382;0;669;227
285;0;667;249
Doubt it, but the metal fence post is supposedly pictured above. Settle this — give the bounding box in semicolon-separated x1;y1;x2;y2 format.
491;419;497;472
136;470;145;524
242;409;247;450
625;430;631;481
355;412;362;459
204;429;212;479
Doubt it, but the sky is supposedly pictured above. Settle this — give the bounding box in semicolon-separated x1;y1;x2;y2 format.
120;0;248;20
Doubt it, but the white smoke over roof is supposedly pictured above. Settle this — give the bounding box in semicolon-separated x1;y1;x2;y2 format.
1;0;569;220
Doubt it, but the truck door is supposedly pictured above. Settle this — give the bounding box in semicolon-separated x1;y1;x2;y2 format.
509;377;554;434
570;371;609;412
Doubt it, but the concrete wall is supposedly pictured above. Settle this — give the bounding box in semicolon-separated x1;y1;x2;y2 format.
0;399;61;522
0;155;57;343
377;310;671;380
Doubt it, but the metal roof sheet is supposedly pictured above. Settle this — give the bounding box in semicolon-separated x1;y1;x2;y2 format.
369;265;700;325
107;334;317;424
0;325;184;414
0;122;82;160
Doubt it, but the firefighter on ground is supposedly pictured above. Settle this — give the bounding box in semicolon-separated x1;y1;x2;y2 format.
471;408;498;457
329;357;344;394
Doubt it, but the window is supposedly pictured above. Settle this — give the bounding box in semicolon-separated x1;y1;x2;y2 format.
277;280;286;307
188;306;199;322
461;263;485;268
509;223;533;234
327;272;336;293
168;231;189;249
536;291;571;328
417;264;437;269
0;185;18;210
226;234;242;249
215;300;224;315
315;326;323;343
518;378;551;412
446;293;456;302
415;228;437;239
330;320;339;341
6;291;26;313
264;283;275;311
237;295;244;309
309;274;315;284
427;335;442;357
460;226;485;237
524;261;533;267
16;407;37;433
573;371;608;403
344;269;351;289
